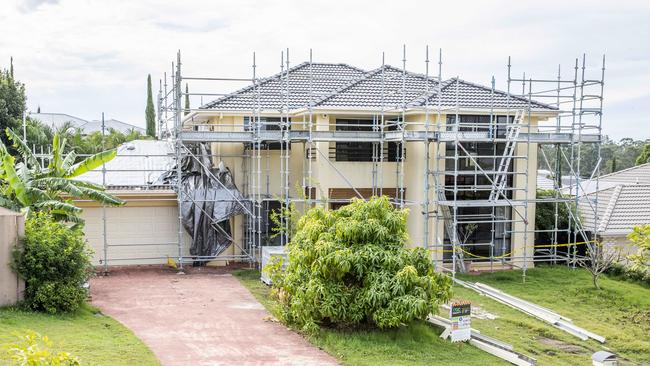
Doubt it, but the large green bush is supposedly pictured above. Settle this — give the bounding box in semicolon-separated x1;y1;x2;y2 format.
13;212;91;314
267;196;452;332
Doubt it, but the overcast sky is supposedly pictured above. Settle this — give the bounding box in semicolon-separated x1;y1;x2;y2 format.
1;0;648;140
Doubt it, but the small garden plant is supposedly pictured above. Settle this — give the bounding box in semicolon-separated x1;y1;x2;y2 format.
2;332;79;366
13;212;92;314
266;196;452;332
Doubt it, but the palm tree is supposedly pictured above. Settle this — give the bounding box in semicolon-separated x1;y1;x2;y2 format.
0;128;124;226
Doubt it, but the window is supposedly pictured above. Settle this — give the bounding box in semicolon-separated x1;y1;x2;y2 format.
446;114;514;137
334;119;402;162
243;117;290;150
442;114;516;261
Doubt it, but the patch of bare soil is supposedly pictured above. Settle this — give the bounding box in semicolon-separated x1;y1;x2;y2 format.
536;337;588;354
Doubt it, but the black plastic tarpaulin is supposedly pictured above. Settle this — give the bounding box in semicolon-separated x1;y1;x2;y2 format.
159;143;249;259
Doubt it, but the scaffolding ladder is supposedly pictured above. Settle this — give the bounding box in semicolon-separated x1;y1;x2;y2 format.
489;109;524;202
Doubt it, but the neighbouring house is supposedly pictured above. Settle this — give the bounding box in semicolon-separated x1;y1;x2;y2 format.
31;112;145;135
179;62;562;269
75;140;191;265
577;163;650;259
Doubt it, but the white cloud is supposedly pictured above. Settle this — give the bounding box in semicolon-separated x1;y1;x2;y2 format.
1;0;649;140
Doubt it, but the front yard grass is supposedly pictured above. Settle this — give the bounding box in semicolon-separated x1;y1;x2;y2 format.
0;303;159;365
233;269;505;366
235;265;650;366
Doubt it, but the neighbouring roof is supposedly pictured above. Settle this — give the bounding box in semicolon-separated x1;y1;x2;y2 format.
201;62;555;112
536;170;556;190
30;113;87;130
84;119;146;134
579;184;650;236
77;139;174;189
567;163;650;196
31;113;144;135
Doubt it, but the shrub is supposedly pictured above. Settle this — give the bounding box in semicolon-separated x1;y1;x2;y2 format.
2;331;79;366
267;196;452;332
13;212;91;314
627;224;650;274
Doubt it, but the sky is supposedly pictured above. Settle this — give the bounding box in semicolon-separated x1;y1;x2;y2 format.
1;0;649;140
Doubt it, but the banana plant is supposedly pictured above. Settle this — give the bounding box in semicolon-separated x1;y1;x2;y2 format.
0;128;124;226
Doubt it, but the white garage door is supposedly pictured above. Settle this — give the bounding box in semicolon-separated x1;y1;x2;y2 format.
82;204;191;266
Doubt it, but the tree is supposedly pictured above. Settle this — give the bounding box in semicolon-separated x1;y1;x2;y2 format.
578;241;619;290
0;128;123;226
145;74;155;138
0;59;26;148
636;143;650;165
535;189;574;246
266;196;452;332
627;224;650;274
184;83;190;115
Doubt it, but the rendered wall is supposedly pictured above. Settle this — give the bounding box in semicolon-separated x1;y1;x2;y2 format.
0;208;25;307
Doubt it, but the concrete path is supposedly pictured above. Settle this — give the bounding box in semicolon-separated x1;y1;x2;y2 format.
91;267;338;366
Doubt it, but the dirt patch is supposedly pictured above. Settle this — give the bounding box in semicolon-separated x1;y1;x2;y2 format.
536;337;588;354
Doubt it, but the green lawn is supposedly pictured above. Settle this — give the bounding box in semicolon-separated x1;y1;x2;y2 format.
233;269;506;366
455;266;650;365
0;304;159;366
234;266;650;366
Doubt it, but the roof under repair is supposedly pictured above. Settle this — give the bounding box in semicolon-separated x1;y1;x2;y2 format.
201;63;555;112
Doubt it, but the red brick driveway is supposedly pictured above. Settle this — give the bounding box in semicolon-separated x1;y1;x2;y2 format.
91;267;338;366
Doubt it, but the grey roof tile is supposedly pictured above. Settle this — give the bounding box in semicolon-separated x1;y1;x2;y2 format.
201;62;556;112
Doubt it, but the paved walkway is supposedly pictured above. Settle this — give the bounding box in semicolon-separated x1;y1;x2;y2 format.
91;267;338;366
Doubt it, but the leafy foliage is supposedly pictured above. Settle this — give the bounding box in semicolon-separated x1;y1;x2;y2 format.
0;128;123;225
538;137;648;178
636;143;650;165
13;213;92;314
535;189;575;246
0;60;25;150
2;331;80;366
627;224;650;274
267;196;452;332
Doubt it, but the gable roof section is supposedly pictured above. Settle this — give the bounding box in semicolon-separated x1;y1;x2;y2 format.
570;162;650;196
201;62;556;112
202;62;367;111
579;184;650;235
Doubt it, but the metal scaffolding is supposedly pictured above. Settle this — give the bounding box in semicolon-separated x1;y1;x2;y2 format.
145;47;606;277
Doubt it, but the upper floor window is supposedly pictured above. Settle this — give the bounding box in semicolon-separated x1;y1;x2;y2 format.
243;117;290;150
446;114;514;137
334;119;402;162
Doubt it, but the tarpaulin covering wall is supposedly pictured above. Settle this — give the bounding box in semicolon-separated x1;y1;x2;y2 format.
160;143;249;258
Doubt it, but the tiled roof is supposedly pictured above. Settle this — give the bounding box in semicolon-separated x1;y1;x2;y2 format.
579;184;650;236
568;163;650;196
78;140;174;188
84;119;146;134
202;63;556;112
31;113;144;135
202;63;367;111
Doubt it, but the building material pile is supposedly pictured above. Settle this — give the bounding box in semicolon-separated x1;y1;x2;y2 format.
454;279;606;343
427;314;536;366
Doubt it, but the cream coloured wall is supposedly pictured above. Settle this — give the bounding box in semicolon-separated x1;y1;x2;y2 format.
200;111;543;269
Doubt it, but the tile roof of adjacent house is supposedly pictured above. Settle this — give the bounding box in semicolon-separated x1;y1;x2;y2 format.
78;139;174;188
580;184;650;236
85;119;146;134
201;63;555;112
30;113;87;130
567;163;650;196
31;113;144;135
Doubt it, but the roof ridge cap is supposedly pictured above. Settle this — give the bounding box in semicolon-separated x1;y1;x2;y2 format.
597;184;624;233
313;66;385;106
445;77;557;110
201;62;311;109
